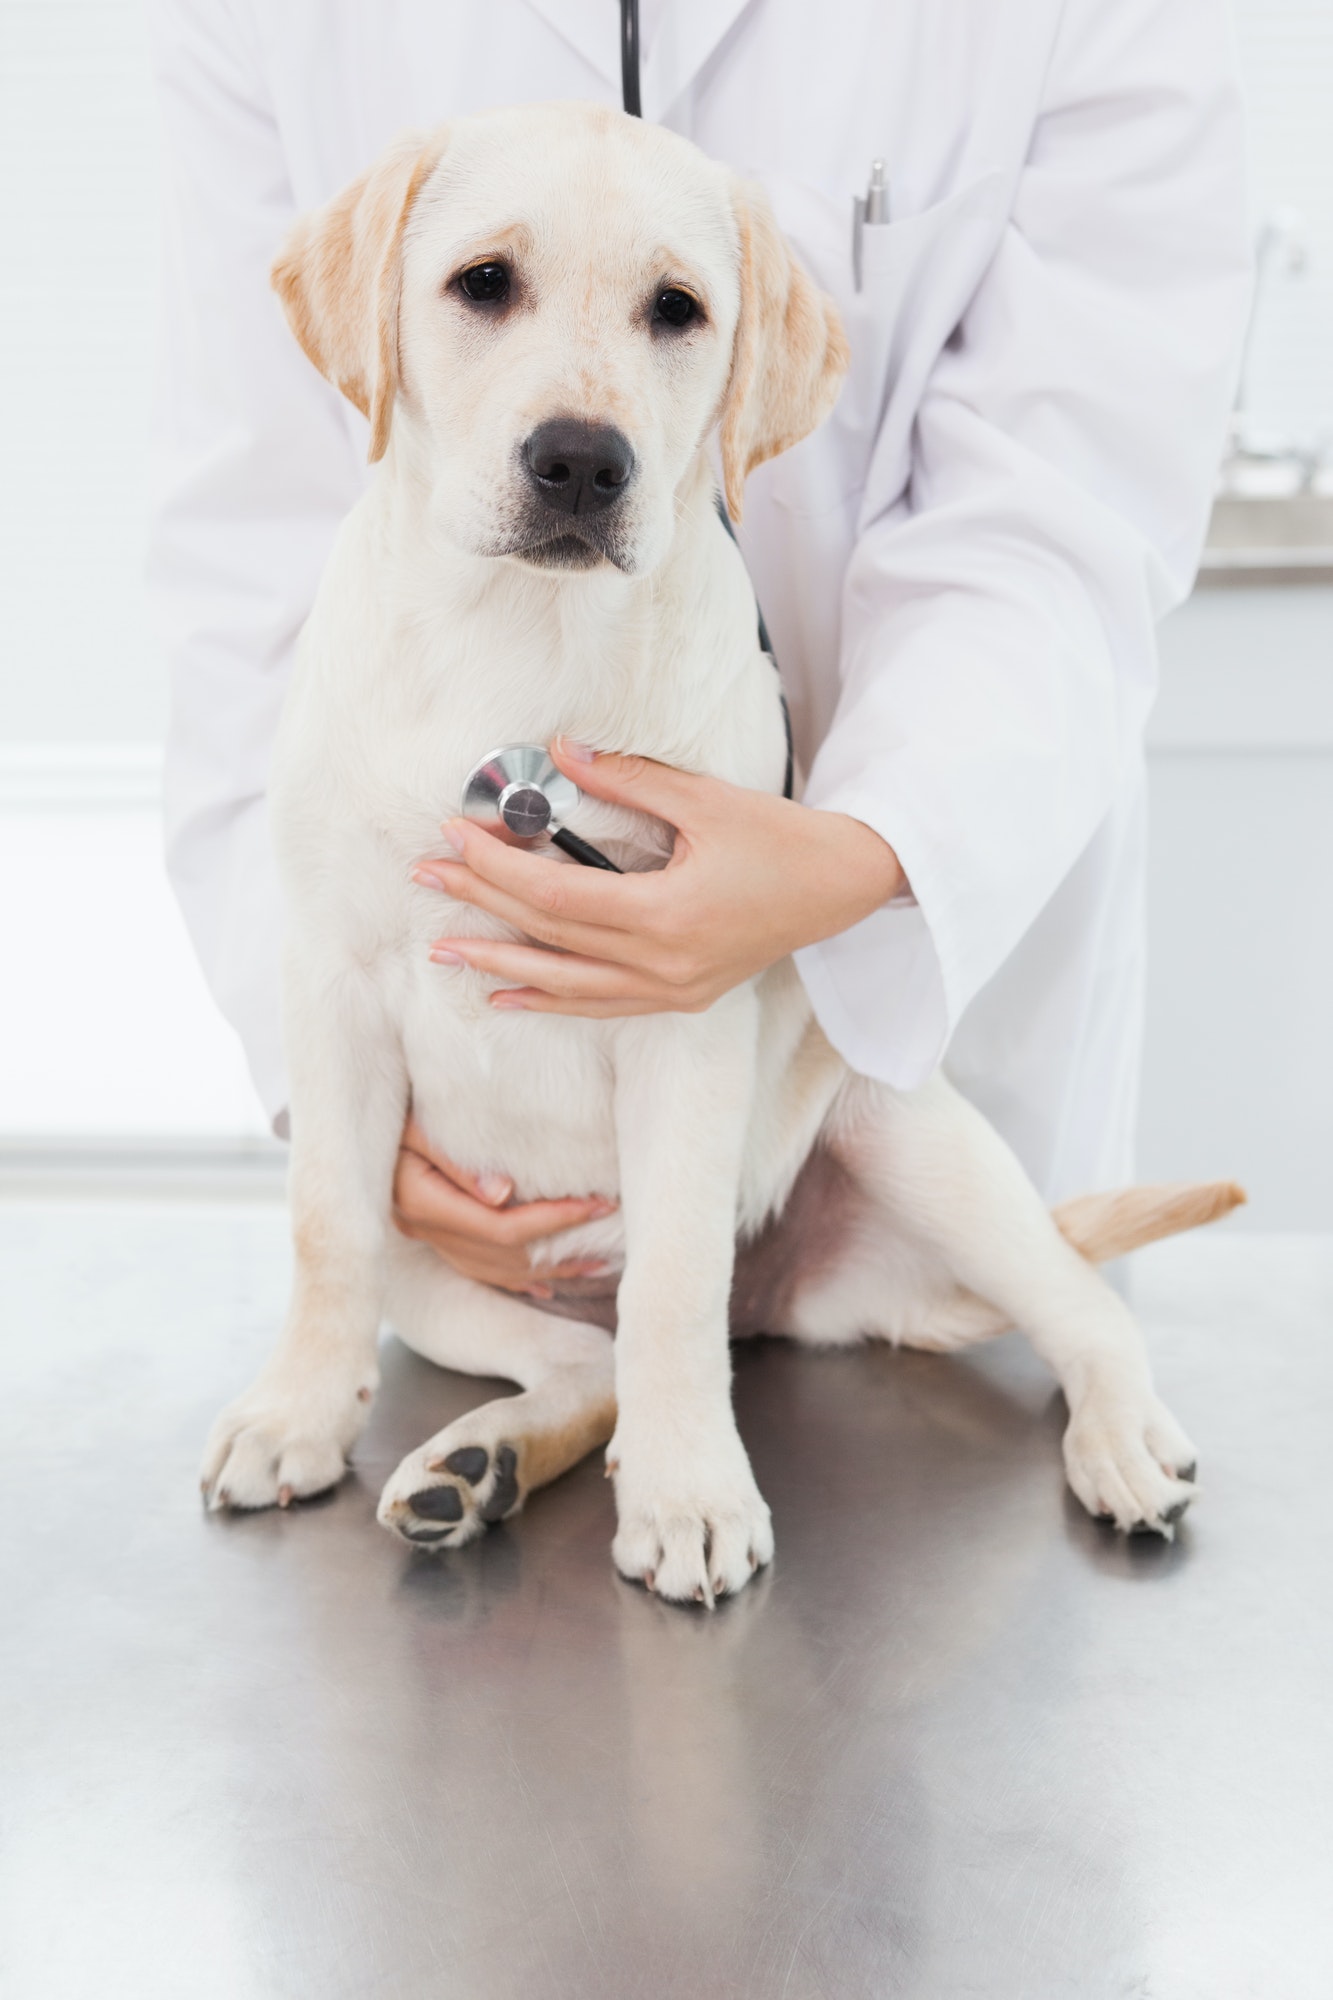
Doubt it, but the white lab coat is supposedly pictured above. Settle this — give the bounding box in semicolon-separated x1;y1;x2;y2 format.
147;0;1250;1198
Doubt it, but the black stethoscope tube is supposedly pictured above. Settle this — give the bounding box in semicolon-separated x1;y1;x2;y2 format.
621;0;643;117
552;825;623;872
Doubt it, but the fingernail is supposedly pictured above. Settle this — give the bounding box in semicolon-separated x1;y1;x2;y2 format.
523;1283;553;1301
589;1196;618;1216
440;821;466;853
411;866;443;889
429;947;465;965
476;1172;511;1205
491;992;527;1010
558;737;596;764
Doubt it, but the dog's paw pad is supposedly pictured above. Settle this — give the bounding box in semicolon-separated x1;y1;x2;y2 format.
441;1445;489;1482
479;1445;519;1522
407;1484;464;1522
378;1434;524;1550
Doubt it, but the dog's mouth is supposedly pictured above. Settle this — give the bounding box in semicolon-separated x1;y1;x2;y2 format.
493;513;635;574
513;532;610;571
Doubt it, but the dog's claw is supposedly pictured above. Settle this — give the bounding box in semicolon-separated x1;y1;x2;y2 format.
277;1484;293;1509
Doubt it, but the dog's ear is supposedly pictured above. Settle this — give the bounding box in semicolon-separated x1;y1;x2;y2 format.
271;128;447;463
719;182;849;521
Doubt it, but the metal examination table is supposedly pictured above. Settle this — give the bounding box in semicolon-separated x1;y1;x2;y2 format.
1;1199;1329;1998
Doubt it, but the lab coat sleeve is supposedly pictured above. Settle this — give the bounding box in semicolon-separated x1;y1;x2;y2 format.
147;0;364;1128
796;0;1251;1089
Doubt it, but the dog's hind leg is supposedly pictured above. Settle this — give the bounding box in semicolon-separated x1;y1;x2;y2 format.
785;1071;1204;1537
376;1243;615;1549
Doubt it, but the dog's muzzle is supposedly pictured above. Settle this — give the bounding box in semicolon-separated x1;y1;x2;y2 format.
508;418;637;570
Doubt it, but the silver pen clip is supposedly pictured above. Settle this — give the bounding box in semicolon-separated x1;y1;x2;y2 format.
851;158;890;291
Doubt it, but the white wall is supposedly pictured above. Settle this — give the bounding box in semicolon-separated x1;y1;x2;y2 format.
1230;0;1333;448
1;2;1331;1220
0;1;1330;749
0;0;163;742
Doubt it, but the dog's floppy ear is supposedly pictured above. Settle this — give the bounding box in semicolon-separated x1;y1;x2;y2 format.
271;128;448;463
719;182;849;521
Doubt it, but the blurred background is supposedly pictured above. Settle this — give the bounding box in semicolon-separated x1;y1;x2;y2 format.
1;0;1330;1221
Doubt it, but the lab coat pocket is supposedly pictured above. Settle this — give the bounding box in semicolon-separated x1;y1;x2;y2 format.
758;170;1006;519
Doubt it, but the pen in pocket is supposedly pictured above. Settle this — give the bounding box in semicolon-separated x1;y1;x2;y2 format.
852;159;889;291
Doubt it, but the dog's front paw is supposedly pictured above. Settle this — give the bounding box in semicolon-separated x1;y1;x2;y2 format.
607;1422;774;1606
1063;1377;1198;1538
200;1360;377;1513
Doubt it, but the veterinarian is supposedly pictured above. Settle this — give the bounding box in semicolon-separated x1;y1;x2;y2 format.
149;1;1250;1299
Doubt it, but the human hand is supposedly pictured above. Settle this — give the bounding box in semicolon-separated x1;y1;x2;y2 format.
392;1114;616;1297
411;738;904;1018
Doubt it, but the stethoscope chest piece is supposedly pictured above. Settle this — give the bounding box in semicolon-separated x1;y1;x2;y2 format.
460;744;624;871
461;745;580;844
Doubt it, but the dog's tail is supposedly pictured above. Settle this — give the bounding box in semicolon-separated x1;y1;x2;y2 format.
892;1178;1245;1355
1052;1180;1246;1264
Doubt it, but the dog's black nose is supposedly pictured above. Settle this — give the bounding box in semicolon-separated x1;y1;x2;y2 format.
524;420;635;515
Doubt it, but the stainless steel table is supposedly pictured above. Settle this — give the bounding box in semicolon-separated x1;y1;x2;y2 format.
2;1201;1329;1999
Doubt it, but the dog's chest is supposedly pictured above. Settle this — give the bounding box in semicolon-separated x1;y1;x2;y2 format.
279;680;671;1203
274;527;781;1202
399;967;623;1201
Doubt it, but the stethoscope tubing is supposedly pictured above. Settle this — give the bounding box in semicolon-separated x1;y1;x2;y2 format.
620;0;643;117
552;825;623;872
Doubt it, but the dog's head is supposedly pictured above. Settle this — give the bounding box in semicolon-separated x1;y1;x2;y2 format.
272;103;847;576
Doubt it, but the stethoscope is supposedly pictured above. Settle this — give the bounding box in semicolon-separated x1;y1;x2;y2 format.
461;744;623;871
457;0;791;875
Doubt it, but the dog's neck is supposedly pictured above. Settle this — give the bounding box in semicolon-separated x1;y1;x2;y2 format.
328;436;755;778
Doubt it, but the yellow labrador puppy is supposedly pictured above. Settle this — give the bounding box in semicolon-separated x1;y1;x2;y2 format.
201;103;1240;1604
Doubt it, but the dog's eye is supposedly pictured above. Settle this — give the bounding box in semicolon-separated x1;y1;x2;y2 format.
459;262;510;304
652;287;699;330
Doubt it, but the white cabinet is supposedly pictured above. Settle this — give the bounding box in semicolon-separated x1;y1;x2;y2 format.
1142;585;1333;1227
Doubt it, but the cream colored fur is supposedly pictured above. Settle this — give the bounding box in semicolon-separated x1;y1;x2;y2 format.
201;104;1240;1602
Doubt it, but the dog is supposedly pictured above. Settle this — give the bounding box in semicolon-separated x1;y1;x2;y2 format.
201;103;1242;1604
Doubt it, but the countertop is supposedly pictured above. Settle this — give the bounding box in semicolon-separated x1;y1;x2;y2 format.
1;1201;1329;1999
